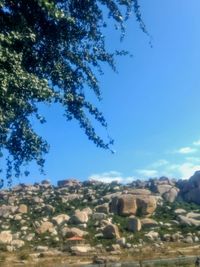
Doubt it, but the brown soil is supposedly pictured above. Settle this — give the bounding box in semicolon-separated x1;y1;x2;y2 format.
0;243;199;267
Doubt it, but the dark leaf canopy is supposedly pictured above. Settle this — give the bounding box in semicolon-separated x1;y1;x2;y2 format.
0;0;146;183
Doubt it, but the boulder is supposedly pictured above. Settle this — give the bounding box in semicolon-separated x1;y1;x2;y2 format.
61;227;87;238
141;218;158;228
163;234;171;242
162;187;179;203
52;214;70;225
70;245;92;255
0;205;18;218
145;231;159;241
174;209;187;215
116;237;126;247
37;221;54;234
183;235;193;244
178;215;200;226
149;177;179;202
14;214;22;221
187;212;200;220
82;207;93;215
110;194;137;216
70;210;88;224
36;246;49;252
127;216;141;232
95;203;109;214
57;179;81;188
136;196;157;216
32;196;43;204
110;194;157;217
156;184;173;195
92;212;107;221
180;171;200;204
11;239;25;249
0;231;12;244
42;205;55;214
171;233;183;242
18;204;28;214
110;244;121;252
102;224;120;239
40;180;51;189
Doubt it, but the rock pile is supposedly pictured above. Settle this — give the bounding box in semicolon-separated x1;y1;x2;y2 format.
0;172;199;255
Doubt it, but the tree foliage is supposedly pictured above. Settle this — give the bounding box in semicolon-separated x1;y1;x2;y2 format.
0;0;146;183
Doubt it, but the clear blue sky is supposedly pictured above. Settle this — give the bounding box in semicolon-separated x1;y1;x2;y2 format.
17;0;200;184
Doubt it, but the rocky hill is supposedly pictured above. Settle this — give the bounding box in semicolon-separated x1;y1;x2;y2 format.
0;171;200;262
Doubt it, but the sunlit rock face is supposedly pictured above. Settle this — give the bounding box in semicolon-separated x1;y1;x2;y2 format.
150;177;179;203
110;194;137;216
57;179;81;189
0;172;200;254
110;193;157;217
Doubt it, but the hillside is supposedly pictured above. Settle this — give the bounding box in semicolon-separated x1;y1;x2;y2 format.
0;172;200;265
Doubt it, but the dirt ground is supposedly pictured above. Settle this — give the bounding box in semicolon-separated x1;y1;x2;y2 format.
0;243;200;267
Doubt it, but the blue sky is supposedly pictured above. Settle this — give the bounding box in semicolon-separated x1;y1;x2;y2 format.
16;0;200;184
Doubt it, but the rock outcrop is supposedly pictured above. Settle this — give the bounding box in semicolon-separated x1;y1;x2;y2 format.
110;194;157;216
110;194;137;216
151;177;179;202
0;172;199;255
180;171;200;204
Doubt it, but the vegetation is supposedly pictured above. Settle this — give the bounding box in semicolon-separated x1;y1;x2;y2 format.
0;0;147;182
18;251;30;261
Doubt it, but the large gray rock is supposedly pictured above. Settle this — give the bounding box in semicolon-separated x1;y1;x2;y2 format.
180;171;200;204
150;177;179;202
102;224;120;239
127;216;141;232
178;215;200;226
162;187;179;202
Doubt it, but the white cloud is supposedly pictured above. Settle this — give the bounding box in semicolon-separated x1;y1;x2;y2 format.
151;159;169;168
137;157;200;180
136;169;158;178
169;163;200;180
176;146;197;154
193;139;200;146
88;171;133;184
